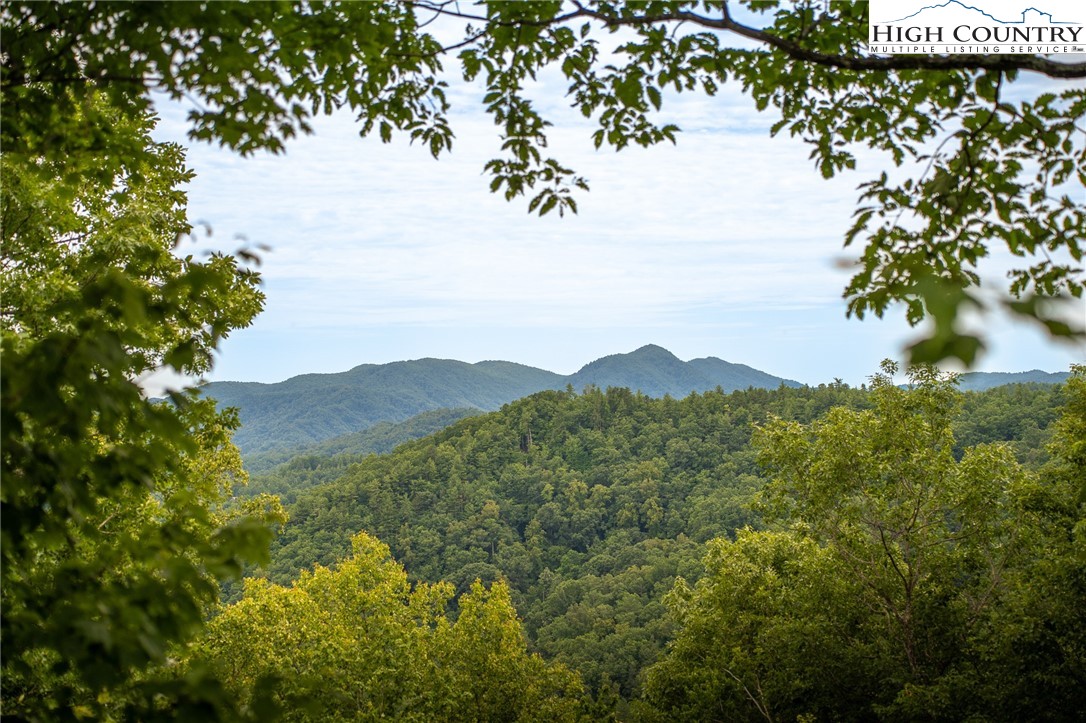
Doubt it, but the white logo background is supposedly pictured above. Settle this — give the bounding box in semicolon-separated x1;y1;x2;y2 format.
868;0;1086;54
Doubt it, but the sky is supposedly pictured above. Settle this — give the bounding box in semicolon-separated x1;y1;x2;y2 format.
151;17;1085;391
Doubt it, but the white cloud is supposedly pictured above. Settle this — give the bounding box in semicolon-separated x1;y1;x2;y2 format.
152;48;1083;387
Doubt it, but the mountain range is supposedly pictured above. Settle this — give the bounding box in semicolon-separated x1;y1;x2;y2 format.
203;345;802;455
957;369;1070;391
201;345;1073;456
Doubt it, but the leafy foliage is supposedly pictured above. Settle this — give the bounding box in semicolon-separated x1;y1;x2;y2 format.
955;382;1066;467
188;532;587;722
0;1;448;159
256;379;1062;702
5;2;1080;364
2;1;1081;717
0;90;278;721
643;365;1086;721
262;383;867;694
644;529;872;722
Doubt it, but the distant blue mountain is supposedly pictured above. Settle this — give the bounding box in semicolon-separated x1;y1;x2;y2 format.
202;358;564;455
957;369;1071;391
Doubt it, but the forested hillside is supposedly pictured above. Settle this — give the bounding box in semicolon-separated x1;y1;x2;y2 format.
243;407;483;473
237;409;483;505
203;359;565;455
251;376;1071;710
6;1;1082;719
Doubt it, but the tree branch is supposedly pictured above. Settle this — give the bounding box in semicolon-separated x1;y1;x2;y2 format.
568;5;1086;79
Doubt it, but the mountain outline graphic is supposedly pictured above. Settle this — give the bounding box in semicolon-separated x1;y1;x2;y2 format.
884;0;1078;25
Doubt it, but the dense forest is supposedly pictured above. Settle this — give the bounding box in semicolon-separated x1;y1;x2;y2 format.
4;1;1084;721
238;408;484;503
200;369;1081;720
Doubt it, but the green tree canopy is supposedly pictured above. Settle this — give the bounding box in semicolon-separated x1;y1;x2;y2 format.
3;1;1083;363
2;2;1082;717
643;364;1086;720
1;78;281;723
187;531;588;722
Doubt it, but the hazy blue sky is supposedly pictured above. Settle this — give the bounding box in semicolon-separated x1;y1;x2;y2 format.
153;27;1084;389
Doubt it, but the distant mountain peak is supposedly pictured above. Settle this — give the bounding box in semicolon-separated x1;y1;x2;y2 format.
632;343;676;355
